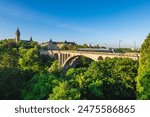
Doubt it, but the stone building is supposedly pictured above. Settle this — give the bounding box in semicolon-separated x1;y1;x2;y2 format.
41;39;76;50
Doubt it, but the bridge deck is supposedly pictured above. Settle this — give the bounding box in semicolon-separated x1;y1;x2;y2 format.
48;50;140;57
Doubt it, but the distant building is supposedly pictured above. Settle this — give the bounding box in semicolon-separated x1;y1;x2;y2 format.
41;39;76;50
15;28;32;43
15;28;20;43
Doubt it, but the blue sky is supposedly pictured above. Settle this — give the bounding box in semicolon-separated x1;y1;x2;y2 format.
0;0;150;48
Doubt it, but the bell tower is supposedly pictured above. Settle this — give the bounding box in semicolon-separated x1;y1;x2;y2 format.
15;28;20;43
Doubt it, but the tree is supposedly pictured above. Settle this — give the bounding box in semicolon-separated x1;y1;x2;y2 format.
136;33;150;99
21;72;59;100
85;58;138;100
19;46;41;72
48;61;62;76
83;44;89;48
64;58;138;100
0;39;54;99
75;56;93;68
0;68;27;99
48;81;81;100
30;41;38;48
61;45;69;50
39;54;54;69
0;42;27;99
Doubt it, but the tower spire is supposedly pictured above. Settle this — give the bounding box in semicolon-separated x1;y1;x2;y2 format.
15;28;20;43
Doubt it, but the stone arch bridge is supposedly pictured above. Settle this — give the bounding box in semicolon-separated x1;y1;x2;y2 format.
40;50;139;71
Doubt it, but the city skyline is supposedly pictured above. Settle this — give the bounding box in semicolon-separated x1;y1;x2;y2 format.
1;0;150;48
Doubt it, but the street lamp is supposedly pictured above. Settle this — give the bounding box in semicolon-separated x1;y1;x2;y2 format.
119;40;122;48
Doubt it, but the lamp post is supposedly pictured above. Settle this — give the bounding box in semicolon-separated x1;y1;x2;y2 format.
119;40;122;48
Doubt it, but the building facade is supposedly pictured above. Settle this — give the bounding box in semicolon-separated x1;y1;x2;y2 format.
41;39;76;50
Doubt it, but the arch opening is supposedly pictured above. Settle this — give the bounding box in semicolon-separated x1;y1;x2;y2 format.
98;56;103;60
63;55;95;72
53;53;58;60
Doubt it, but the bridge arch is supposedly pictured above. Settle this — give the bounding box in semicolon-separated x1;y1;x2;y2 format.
53;53;58;60
98;56;103;60
62;55;96;71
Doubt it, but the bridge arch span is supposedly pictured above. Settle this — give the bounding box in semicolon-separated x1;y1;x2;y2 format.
63;55;96;71
98;56;104;60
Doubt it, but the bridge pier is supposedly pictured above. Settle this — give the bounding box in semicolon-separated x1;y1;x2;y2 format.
60;53;63;65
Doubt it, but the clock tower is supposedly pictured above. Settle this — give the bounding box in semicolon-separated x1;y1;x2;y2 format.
15;28;20;43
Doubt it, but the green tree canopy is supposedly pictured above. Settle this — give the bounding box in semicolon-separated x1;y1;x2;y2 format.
48;61;62;76
21;72;60;100
84;58;138;100
48;81;81;100
0;39;53;99
0;41;26;99
64;58;138;100
136;33;150;99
